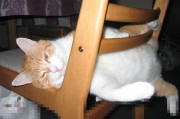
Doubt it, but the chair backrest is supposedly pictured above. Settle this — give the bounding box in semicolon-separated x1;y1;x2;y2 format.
0;0;170;119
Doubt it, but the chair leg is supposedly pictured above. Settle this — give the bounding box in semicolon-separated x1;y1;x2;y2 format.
86;101;117;119
133;104;144;119
7;19;17;49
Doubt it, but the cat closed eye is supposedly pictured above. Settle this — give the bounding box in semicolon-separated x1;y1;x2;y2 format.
41;72;47;78
44;54;49;62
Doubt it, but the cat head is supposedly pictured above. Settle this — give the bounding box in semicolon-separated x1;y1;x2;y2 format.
12;38;66;89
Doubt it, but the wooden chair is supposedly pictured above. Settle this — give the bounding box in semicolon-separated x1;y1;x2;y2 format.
0;0;170;119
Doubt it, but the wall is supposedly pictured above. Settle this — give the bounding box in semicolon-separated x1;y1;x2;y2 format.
115;0;153;9
162;0;180;45
0;17;71;49
0;24;8;48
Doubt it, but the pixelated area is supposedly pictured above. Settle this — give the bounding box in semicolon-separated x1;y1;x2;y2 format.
0;97;40;119
40;106;60;119
0;86;40;119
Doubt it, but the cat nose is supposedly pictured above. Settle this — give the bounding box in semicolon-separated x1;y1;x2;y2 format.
55;67;61;72
49;66;61;73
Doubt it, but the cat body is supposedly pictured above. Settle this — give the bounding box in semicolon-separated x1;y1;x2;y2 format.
12;26;178;115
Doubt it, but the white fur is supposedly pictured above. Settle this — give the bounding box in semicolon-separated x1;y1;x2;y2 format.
48;27;160;102
103;27;130;38
49;32;74;88
167;95;179;116
12;71;32;86
93;81;154;102
147;20;161;31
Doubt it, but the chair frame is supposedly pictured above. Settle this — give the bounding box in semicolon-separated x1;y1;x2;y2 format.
0;0;170;119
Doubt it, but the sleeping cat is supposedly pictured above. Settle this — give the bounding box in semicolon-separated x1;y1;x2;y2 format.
12;23;178;115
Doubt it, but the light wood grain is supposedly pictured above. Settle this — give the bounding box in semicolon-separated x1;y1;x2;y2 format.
99;30;153;53
152;0;170;39
106;3;160;23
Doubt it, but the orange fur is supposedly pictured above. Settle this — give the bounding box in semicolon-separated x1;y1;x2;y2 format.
22;40;56;89
152;79;178;97
120;24;150;36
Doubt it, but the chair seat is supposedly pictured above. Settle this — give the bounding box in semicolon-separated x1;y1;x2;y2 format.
0;49;23;73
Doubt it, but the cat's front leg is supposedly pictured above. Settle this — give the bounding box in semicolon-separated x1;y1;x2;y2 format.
113;82;155;102
147;20;160;31
51;76;64;88
90;70;154;102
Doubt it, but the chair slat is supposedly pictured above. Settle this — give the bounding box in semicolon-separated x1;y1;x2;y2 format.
99;30;153;53
86;101;117;119
0;66;58;112
106;3;160;23
152;0;170;39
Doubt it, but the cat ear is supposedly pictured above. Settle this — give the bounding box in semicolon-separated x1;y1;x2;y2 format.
16;38;38;55
12;71;32;86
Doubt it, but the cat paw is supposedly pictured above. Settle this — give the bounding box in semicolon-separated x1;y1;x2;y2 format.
52;76;64;89
96;97;102;102
147;20;160;31
167;95;179;116
116;82;155;102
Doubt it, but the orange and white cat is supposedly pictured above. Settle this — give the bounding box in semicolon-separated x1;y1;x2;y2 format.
12;22;178;115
